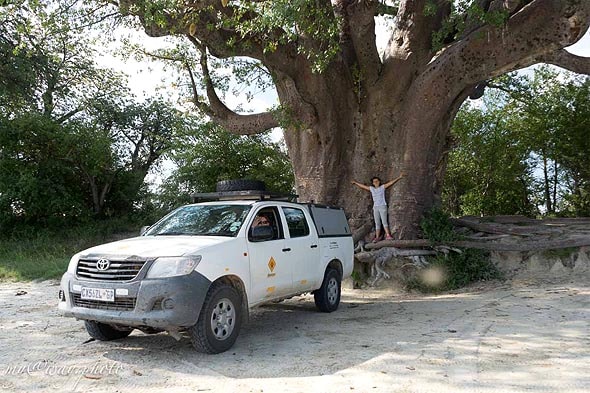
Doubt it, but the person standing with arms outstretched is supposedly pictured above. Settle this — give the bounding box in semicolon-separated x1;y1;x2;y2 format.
351;173;405;242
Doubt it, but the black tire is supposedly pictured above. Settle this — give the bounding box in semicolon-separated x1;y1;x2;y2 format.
314;268;341;313
189;283;242;354
216;179;266;192
84;321;133;341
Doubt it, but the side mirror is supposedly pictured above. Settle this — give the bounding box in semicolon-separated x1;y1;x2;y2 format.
140;226;151;236
251;226;274;242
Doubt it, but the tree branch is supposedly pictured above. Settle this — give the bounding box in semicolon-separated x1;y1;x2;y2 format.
194;40;279;135
346;0;382;87
381;0;451;93
184;57;215;118
119;0;301;78
140;40;279;135
537;49;590;75
383;0;451;63
434;0;590;89
55;106;84;124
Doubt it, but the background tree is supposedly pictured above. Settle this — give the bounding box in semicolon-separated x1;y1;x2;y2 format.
0;114;88;225
506;68;590;216
79;97;189;215
443;67;590;217
443;93;536;217
554;77;590;215
159;123;294;209
0;0;187;223
0;0;123;121
114;0;590;239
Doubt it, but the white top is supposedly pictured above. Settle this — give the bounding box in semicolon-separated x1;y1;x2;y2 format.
370;185;386;207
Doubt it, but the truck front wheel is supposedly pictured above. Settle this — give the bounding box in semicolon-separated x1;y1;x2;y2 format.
314;268;341;313
189;283;242;354
84;321;133;341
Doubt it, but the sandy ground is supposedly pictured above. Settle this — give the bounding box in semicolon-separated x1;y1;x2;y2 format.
0;276;589;393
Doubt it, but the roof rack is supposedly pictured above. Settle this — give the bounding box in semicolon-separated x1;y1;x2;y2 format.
191;190;298;203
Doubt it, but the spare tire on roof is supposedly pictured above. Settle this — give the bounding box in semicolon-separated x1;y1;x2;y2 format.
216;179;266;192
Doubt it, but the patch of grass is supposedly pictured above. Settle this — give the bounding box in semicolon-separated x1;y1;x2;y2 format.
350;270;365;288
0;218;143;281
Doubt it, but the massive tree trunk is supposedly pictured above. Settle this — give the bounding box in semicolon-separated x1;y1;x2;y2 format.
119;0;590;238
278;60;466;239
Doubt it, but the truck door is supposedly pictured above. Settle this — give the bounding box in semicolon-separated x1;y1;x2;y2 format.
280;206;320;292
246;206;293;303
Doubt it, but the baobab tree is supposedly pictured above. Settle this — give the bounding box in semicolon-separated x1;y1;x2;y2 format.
117;0;590;238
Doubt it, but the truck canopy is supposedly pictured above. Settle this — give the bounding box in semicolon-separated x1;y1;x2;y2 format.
305;204;351;238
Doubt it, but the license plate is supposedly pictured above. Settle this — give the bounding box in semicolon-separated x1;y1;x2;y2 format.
80;287;115;302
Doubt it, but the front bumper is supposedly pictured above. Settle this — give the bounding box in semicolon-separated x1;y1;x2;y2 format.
58;271;211;330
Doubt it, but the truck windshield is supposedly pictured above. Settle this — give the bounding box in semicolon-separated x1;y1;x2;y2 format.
146;205;252;237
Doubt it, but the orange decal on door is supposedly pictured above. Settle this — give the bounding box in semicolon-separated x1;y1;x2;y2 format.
268;257;276;272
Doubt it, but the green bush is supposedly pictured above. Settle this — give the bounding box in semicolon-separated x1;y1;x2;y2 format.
407;248;502;292
413;208;502;292
420;207;460;244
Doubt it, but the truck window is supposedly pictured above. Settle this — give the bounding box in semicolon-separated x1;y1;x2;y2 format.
282;207;310;238
146;204;251;237
248;207;284;241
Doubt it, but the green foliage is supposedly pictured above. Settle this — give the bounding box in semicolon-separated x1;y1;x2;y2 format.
218;0;341;73
0;0;124;119
416;208;501;292
407;248;502;292
443;92;537;217
0;114;88;225
0;0;186;224
534;72;590;216
0;95;188;224
445;67;590;217
158;123;294;210
430;1;509;51
420;207;460;244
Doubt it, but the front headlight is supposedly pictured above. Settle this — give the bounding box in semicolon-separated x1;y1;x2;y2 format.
146;256;202;279
67;253;80;274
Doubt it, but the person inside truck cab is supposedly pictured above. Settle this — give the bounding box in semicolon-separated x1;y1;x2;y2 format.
253;215;271;227
250;211;282;241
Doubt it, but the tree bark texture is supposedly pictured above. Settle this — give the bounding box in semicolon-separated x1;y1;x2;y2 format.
120;0;590;238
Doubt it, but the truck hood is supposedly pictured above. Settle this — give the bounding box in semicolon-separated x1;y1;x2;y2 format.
80;236;234;259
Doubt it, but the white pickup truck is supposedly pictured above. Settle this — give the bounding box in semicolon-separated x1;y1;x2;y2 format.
58;191;353;353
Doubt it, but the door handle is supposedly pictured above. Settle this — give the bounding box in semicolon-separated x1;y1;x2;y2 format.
310;244;318;248
282;248;291;252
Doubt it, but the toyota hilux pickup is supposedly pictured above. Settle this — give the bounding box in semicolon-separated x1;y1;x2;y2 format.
58;191;353;353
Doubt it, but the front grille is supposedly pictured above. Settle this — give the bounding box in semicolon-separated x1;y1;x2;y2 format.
76;258;146;281
72;294;136;311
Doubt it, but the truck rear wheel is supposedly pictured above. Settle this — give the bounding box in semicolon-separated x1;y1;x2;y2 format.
314;268;341;313
84;321;133;341
189;282;242;354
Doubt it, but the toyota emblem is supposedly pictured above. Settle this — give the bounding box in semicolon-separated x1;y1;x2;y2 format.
96;258;111;271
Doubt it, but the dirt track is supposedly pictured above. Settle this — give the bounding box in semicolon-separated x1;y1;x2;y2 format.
0;277;589;393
